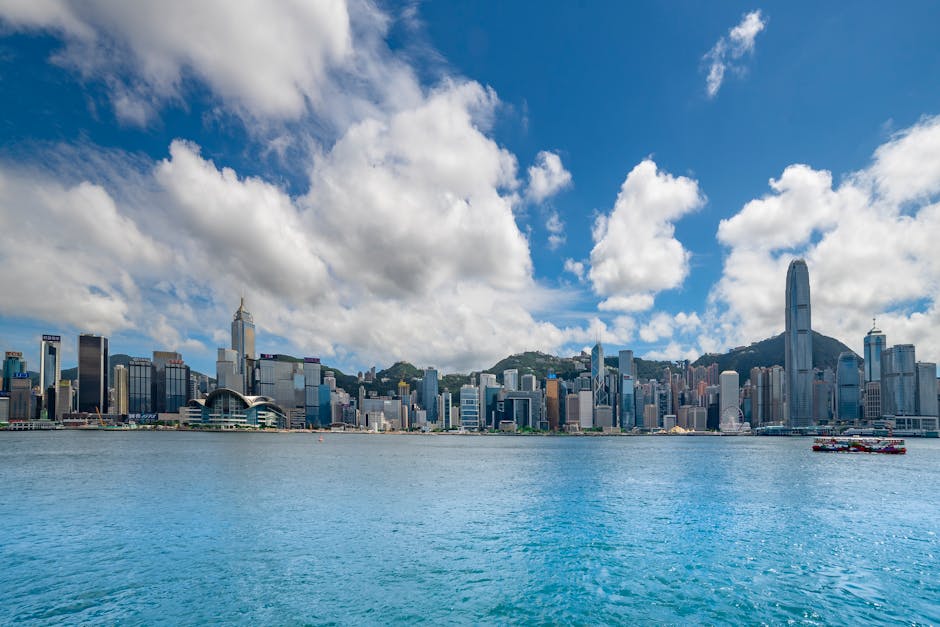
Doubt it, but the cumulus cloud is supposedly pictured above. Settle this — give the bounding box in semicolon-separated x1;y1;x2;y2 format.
0;1;627;371
564;259;586;281
0;168;164;333
712;114;940;363
704;10;767;98
588;159;705;311
546;211;565;250
526;151;572;203
0;78;601;372
0;0;418;129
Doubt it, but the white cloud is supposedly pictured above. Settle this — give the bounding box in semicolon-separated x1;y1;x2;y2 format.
598;295;655;313
564;259;586;281
638;311;701;344
588;159;704;308
526;151;572;203
0;0;419;129
546;211;565;250
0;168;164;334
865;115;940;204
704;10;767;98
0;1;628;372
712;114;940;363
0;78;601;372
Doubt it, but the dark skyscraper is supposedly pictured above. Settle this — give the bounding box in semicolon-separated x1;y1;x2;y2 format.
78;334;109;414
422;367;439;423
785;259;813;427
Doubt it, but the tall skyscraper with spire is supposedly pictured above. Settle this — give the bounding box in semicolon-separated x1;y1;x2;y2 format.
864;320;886;383
231;297;256;392
591;341;607;406
785;259;813;427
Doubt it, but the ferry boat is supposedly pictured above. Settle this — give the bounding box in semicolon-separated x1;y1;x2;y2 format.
812;436;906;454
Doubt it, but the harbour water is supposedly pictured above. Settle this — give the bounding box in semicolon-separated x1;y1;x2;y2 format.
2;432;938;624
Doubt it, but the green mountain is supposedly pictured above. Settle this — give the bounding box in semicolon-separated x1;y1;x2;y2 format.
486;351;583;381
376;361;422;382
692;330;859;375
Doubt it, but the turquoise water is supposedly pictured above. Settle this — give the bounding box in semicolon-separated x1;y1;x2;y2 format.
1;432;938;625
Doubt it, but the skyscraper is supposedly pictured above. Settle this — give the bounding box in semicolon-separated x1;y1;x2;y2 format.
719;370;739;422
864;321;886;382
915;362;938;418
2;351;26;393
304;358;322;427
882;345;916;416
40;334;61;411
216;348;242;393
231;297;256;392
478;372;497;427
836;352;861;421
785;259;813;427
502;369;519;391
545;375;560;431
459;384;479;430
591;341;607;406
77;334;108;413
113;364;129;415
422;367;439;423
128;357;153;414
520;373;537;392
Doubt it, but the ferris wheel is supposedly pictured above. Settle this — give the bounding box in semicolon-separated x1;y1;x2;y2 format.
720;406;751;434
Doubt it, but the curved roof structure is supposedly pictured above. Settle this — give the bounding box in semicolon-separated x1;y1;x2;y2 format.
203;387;287;416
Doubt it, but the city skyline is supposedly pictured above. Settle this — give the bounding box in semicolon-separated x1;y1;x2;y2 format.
2;2;940;376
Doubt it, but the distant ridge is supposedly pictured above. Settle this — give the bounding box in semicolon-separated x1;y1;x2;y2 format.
691;330;859;375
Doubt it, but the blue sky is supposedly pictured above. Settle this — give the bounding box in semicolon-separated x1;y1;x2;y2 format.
1;1;940;376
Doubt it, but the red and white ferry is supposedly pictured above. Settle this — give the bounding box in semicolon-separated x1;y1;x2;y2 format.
812;436;906;454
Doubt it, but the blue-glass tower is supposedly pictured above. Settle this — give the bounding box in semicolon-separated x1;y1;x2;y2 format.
864;321;886;382
591;342;607;406
785;259;813;427
836;351;861;421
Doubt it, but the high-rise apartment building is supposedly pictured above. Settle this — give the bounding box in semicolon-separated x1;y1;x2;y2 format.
77;334;108;413
785;259;813;427
113;364;129;415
